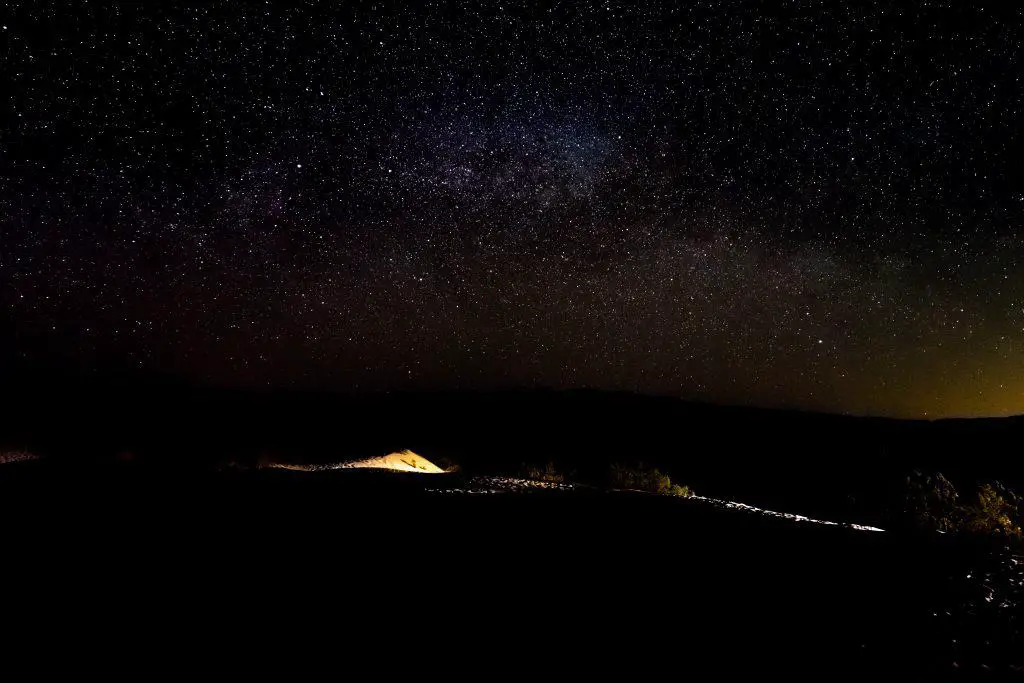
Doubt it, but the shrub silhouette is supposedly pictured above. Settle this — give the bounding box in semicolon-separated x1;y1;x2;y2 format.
904;470;962;532
903;471;1022;541
518;460;694;496
522;461;566;484
608;462;694;497
963;482;1022;540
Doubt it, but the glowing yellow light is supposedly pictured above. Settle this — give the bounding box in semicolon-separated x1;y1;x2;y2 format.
340;450;445;473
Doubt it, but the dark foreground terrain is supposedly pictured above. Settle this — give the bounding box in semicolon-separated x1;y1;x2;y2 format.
2;459;1020;678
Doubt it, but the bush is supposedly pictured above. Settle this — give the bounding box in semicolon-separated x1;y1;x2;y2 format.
904;470;961;533
963;482;1022;540
522;461;566;484
518;460;694;496
608;462;694;497
669;482;695;498
903;471;1022;541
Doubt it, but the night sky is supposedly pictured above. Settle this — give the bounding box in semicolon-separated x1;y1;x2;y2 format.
3;2;1024;418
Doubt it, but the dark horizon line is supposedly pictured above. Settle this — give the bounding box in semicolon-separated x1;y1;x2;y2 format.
3;364;1020;424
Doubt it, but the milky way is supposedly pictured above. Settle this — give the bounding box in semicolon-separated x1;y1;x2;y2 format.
3;2;1024;417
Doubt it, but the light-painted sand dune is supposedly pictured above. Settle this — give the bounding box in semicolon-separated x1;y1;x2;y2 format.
337;450;445;473
265;450;445;473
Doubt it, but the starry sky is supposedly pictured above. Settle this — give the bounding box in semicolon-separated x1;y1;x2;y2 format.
3;1;1024;418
